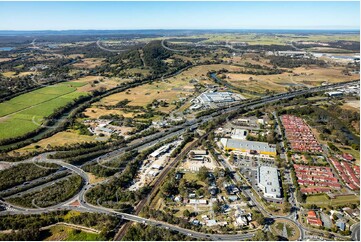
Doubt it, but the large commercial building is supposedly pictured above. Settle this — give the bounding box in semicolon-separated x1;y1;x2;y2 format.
199;92;235;103
220;138;276;156
257;166;282;199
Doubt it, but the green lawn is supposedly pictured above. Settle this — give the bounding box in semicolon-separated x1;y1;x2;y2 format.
306;194;360;207
0;82;84;117
182;172;207;187
0;82;88;140
40;225;105;241
271;219;300;240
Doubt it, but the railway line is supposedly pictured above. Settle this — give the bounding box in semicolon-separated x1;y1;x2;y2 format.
0;79;358;241
113;135;207;240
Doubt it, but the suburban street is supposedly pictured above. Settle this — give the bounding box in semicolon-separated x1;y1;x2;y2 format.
0;80;359;240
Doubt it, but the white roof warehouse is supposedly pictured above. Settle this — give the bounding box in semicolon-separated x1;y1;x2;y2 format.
220;138;276;156
199;92;235;103
257;166;282;199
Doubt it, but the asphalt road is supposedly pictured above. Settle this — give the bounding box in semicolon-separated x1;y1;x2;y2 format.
352;223;360;241
0;80;358;240
217;148;305;240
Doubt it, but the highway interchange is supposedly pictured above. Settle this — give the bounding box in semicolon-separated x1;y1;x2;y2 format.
0;79;360;241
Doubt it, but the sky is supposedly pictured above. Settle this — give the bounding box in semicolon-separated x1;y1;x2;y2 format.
0;1;359;30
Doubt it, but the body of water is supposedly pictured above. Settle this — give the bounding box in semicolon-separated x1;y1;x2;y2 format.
0;47;14;51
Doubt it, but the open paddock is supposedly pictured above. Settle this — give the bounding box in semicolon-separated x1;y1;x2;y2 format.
98;78;196;113
86;64;254;118
72;58;105;69
83;107;139;119
225;73;287;93
0;82;88;140
66;54;85;59
71;76;129;92
11;131;98;155
229;54;274;67
123;68;151;76
343;100;360;112
40;224;104;241
306;194;360;207
2;71;16;77
224;65;358;93
0;58;13;63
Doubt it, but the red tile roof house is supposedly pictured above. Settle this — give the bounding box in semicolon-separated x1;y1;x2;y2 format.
354;165;360;176
301;187;331;194
307;210;323;227
294;164;341;190
329;157;360;191
281;115;322;153
341;162;360;188
342;153;354;162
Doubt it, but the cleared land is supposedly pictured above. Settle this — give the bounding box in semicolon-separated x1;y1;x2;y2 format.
41;225;104;241
71;75;129;92
12;131;97;155
72;58;105;69
87;64;246;119
224;66;358;93
0;82;87;140
343;100;360;112
83;107;136;119
99;81;192;112
306;194;360;207
86;172;106;184
0;58;13;63
0;75;124;141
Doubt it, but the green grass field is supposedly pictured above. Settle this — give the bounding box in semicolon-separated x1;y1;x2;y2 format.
0;82;88;140
41;225;105;241
306;194;360;207
272;219;300;241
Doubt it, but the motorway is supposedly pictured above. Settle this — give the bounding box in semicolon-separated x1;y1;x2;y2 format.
96;39;130;53
0;79;359;240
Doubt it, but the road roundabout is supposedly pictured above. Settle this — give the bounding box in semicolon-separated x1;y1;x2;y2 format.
270;218;301;241
0;80;358;240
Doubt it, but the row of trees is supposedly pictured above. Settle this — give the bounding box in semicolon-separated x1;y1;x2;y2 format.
0;210;120;240
85;137;177;208
279;104;359;149
0;163;59;191
269;56;327;68
0;170;70;198
6;175;82;208
1;41;196;155
122;223;195;241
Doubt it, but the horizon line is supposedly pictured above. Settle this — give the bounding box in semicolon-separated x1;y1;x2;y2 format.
0;28;360;32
